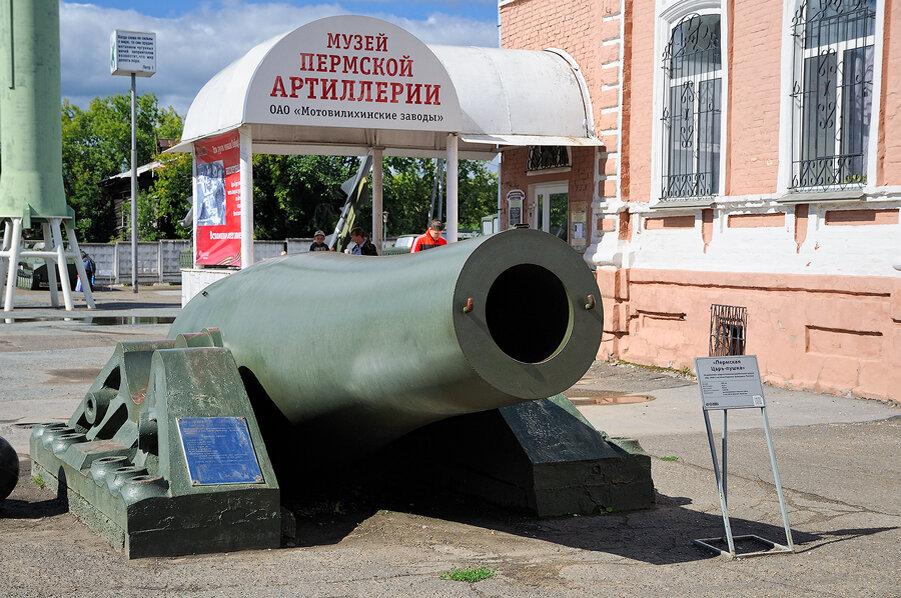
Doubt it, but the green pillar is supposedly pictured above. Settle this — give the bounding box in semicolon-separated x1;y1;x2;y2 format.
0;0;69;220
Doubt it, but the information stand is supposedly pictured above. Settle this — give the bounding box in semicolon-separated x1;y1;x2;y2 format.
693;355;794;560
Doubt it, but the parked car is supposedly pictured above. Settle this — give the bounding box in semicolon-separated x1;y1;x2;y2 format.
382;234;418;255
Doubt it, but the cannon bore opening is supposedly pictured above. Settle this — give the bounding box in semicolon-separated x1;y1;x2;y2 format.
485;264;571;363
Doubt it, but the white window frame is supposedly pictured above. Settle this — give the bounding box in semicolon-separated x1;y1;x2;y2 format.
777;0;884;195
651;0;728;203
529;181;569;239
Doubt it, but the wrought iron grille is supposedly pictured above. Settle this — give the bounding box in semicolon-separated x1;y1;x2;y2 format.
660;13;722;200
790;0;876;191
527;146;570;171
709;304;747;357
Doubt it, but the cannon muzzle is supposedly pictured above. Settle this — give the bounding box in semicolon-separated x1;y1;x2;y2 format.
169;228;603;452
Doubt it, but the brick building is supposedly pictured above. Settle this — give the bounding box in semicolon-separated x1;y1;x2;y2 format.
498;0;900;400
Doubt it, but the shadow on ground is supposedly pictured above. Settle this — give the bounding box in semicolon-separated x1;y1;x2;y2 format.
278;458;890;566
2;457;895;566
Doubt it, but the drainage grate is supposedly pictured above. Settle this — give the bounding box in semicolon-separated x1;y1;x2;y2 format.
709;304;746;356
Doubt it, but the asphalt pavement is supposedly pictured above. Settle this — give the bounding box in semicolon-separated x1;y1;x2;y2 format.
0;284;899;597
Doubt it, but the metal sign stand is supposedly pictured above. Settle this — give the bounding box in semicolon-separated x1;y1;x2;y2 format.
693;356;794;560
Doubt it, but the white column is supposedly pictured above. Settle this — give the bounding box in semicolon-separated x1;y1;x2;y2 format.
49;219;74;311
190;157;197;269
64;219;95;309
0;220;10;306
239;126;255;268
113;242;120;284
446;133;459;243
42;222;59;308
2;218;21;311
371;147;384;254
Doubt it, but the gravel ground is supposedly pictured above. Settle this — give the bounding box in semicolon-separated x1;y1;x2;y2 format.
1;286;899;597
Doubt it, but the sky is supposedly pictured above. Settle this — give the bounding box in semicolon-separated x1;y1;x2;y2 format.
60;1;500;116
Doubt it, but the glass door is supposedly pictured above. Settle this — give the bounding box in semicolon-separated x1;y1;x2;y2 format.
532;183;569;242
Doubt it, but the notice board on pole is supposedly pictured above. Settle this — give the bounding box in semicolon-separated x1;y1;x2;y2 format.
110;30;156;76
694;355;766;410
692;354;795;559
194;130;243;267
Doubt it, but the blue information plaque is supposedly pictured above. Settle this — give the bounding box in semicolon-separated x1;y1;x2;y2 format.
177;417;264;485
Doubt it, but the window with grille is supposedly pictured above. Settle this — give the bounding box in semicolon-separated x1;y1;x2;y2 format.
790;0;876;191
527;146;571;172
660;13;722;200
709;304;746;357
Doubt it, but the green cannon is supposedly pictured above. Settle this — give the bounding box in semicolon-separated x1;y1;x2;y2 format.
171;227;602;455
30;229;653;558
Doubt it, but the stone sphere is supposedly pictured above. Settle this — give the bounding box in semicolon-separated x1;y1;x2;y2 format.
0;436;19;501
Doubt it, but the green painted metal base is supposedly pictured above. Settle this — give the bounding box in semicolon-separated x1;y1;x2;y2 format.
29;330;280;558
397;394;654;516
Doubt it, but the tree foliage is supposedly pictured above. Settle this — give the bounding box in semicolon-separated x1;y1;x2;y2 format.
250;155;497;241
456;160;498;230
61;93;184;241
138;151;193;241
251;154;361;239
365;157;497;237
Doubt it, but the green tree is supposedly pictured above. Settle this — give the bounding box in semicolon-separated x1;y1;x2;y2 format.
377;157;437;236
61;93;183;241
251;154;360;239
371;158;498;237
457;160;498;230
140;152;193;240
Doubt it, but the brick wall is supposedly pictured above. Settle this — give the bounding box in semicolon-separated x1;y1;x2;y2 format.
499;146;596;242
879;0;900;186
500;0;622;234
727;0;783;195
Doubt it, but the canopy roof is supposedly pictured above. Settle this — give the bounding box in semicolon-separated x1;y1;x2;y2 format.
170;16;601;159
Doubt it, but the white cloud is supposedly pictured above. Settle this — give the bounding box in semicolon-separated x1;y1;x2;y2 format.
60;2;497;115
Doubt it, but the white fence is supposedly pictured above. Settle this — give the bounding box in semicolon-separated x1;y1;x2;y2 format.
81;240;190;285
81;237;403;286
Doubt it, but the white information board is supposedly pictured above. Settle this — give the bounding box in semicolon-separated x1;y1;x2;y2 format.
695;355;765;410
110;30;156;77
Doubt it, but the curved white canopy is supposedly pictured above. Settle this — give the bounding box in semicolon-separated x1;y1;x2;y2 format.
171;15;601;158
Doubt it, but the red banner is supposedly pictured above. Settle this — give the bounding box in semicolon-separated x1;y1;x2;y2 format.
194;130;242;266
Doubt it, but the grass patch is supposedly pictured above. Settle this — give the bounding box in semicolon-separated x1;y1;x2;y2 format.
612;359;696;379
32;474;45;489
660;456;679;462
440;566;497;583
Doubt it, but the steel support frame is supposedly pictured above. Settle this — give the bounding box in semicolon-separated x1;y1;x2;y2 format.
694;406;794;560
0;216;95;311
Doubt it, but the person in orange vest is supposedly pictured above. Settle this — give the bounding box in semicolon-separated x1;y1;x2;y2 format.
410;219;447;253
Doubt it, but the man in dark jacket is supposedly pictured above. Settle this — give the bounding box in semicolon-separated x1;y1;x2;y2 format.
81;251;95;291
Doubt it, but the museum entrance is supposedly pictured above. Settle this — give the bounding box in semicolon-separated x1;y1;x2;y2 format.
531;182;569;242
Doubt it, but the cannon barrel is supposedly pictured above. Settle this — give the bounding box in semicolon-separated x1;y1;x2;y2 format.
169;228;603;451
30;228;654;559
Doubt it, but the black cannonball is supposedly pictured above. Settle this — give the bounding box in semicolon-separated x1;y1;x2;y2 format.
0;436;19;501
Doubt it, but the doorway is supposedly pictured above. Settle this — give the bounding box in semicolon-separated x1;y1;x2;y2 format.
531;182;569;242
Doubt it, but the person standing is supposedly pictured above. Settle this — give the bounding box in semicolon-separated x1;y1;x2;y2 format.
410;220;447;253
80;251;95;291
309;230;330;252
349;227;378;256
